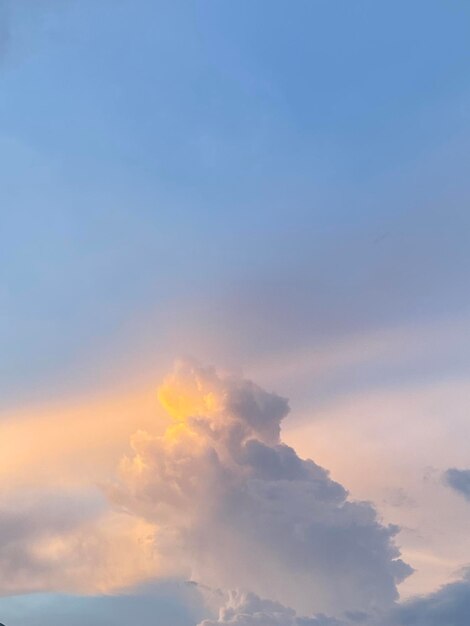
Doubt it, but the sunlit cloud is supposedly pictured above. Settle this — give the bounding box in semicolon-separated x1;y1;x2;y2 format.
0;388;160;492
109;360;410;617
2;357;470;625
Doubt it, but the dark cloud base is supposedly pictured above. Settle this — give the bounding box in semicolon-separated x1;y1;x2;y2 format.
198;574;470;626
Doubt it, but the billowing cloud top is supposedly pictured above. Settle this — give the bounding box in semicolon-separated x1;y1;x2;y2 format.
111;361;411;616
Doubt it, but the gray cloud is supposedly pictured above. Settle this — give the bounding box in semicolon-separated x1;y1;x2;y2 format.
197;590;345;626
0;493;158;595
385;570;470;626
0;495;100;594
444;469;470;501
110;360;411;617
197;575;470;626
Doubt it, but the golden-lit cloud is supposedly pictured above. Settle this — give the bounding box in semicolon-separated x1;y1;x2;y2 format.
0;387;166;595
8;358;463;622
0;506;158;596
3;359;410;612
0;388;160;492
110;361;410;617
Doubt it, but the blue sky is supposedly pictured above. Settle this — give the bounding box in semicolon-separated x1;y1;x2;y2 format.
2;2;470;625
2;0;470;405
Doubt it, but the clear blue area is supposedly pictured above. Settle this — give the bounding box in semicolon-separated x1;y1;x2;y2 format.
0;584;203;626
1;0;470;404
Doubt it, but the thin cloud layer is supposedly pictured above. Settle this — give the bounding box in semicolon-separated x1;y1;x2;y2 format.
0;495;157;595
110;360;411;616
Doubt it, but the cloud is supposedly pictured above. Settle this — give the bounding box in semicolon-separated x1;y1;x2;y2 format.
0;494;158;595
5;359;470;626
197;573;470;626
444;469;470;502
0;387;159;492
110;360;411;616
197;590;344;626
284;375;470;600
385;570;470;626
0;386;170;596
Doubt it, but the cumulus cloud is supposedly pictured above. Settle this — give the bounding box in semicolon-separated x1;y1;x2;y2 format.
444;468;470;501
110;360;411;616
197;590;345;626
5;359;470;626
197;573;470;626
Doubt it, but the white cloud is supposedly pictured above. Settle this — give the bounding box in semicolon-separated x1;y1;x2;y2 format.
110;360;410;616
4;359;470;626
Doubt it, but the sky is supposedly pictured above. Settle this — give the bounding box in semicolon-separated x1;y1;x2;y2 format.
1;1;470;625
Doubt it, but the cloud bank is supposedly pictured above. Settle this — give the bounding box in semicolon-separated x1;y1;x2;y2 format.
197;573;470;626
110;360;411;616
197;590;344;626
